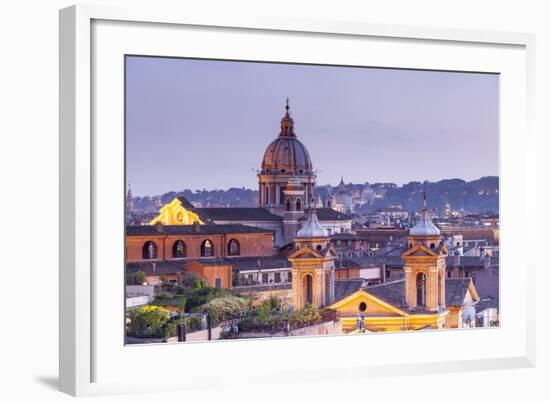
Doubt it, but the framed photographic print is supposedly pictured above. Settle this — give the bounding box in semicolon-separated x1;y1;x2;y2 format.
59;4;536;397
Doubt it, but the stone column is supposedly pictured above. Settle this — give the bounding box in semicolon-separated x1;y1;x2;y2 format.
329;269;335;305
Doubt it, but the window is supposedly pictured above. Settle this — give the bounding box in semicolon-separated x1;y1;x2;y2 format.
347;240;352;247
416;272;426;307
227;239;240;256
358;302;367;312
430;243;435;249
274;272;281;283
296;198;301;211
172;240;186;258
286;198;291;211
264;186;269;205
316;245;322;251
142;241;157;260
287;272;292;282
262;273;269;284
385;270;391;279
447;270;452;278
304;275;313;305
215;278;222;289
200;239;214;257
279;187;284;205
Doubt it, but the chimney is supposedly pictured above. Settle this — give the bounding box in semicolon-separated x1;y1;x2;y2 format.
193;221;200;232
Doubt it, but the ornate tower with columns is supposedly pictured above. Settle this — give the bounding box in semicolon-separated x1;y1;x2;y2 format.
402;191;448;312
288;208;336;309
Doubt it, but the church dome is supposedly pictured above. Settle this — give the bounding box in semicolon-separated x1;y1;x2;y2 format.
410;204;440;236
409;214;441;236
297;208;327;238
261;100;313;175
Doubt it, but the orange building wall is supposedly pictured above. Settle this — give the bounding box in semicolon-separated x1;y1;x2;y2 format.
335;268;361;280
184;261;232;289
126;232;274;262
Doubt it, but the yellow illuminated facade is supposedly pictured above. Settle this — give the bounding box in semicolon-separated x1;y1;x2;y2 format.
149;198;204;225
329;290;448;332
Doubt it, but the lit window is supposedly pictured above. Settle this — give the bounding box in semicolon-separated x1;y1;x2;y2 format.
172;240;186;258
201;240;214;257
227;239;240;256
142;241;157;260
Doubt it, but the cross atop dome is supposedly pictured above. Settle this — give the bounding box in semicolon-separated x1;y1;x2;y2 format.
280;97;295;137
285;97;290;116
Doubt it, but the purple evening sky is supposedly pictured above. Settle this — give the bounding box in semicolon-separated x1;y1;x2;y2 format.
126;56;499;197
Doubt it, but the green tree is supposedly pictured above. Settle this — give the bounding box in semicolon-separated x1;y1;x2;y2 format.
133;271;146;285
127;306;170;337
175;295;187;317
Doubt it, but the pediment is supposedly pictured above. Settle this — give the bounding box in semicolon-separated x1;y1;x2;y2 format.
402;244;437;257
288;245;322;260
330;290;407;317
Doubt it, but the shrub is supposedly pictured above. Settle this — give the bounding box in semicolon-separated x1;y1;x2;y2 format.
290;305;321;327
127;306;170;338
202;296;250;323
133;271;146;285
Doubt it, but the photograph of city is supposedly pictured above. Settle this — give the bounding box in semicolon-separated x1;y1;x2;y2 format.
124;56;499;345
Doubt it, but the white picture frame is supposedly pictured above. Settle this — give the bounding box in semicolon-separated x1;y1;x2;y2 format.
59;4;536;397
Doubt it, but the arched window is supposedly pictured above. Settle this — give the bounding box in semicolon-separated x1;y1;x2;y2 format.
416;272;426;307
286;198;291;211
279;187;284;205
264;186;269;205
304;274;313;305
227;239;240;256
296;198;301;211
200;239;214;257
172;240;186;258
142;241;157;260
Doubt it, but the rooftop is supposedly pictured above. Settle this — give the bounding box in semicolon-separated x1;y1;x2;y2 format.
126;224;274;236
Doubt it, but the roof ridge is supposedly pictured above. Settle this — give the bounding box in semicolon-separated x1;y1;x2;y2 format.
367;279;405;289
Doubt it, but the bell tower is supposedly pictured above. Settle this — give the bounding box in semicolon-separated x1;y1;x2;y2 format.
282;176;305;243
288;208;336;309
402;191;447;312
